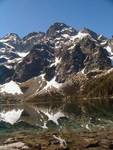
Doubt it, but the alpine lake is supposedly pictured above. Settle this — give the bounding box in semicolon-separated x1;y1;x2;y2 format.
0;98;113;150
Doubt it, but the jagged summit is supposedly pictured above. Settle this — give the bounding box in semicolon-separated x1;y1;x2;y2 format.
0;33;21;42
23;32;45;41
46;22;77;37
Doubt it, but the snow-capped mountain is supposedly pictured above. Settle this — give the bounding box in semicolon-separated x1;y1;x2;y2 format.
0;22;113;99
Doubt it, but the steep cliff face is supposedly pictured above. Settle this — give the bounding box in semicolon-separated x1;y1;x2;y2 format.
0;22;113;99
12;43;54;82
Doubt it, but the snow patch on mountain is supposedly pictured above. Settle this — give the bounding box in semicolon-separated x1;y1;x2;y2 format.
4;65;12;69
105;46;113;55
36;76;62;95
0;40;15;49
17;52;29;58
68;43;76;50
0;81;23;95
0;39;10;43
105;45;113;66
43;77;62;90
62;34;70;38
100;40;107;45
40;73;45;81
71;31;89;41
61;27;73;33
81;68;86;74
7;58;22;64
50;57;61;67
0;55;9;60
98;35;102;40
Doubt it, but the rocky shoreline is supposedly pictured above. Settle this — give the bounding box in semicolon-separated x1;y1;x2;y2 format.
1;128;113;150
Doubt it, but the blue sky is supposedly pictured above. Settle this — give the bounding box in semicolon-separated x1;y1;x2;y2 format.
0;0;113;38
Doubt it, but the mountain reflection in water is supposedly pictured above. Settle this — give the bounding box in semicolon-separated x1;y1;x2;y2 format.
0;100;113;135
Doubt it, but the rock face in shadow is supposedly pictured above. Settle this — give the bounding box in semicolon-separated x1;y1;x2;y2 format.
12;43;54;82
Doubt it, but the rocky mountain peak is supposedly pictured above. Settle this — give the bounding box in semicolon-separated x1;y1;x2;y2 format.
0;33;21;43
46;22;77;38
23;32;45;41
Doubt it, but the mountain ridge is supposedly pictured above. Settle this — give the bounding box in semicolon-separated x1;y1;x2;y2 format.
0;22;113;101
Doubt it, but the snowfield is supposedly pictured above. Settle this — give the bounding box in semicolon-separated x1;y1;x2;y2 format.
0;81;23;95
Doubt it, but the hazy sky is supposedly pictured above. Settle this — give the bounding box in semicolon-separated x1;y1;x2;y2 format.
0;0;113;38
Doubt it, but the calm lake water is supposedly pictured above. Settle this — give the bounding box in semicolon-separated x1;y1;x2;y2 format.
0;100;113;136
